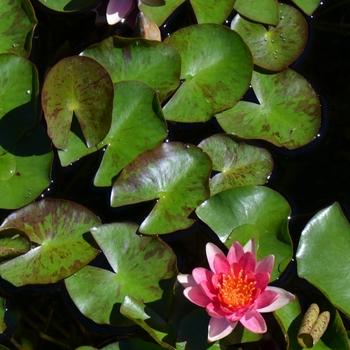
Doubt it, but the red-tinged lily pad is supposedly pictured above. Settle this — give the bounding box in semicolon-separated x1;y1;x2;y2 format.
0;199;100;286
163;24;252;123
233;0;279;25
111;142;212;235
198;134;273;196
82;37;181;102
292;0;321;16
216;68;321;149
231;4;308;71
0;0;37;57
65;222;177;327
0;228;30;261
37;0;100;12
42;56;113;151
195;186;292;281
58;81;167;187
296;203;350;318
190;0;236;24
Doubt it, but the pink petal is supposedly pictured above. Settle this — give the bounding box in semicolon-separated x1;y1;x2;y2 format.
206;302;226;318
239;251;256;273
208;317;237;342
192;267;213;285
257;286;295;313
206;243;225;272
256;255;275;274
227;241;244;264
254;289;279;310
240;310;267;333
183;286;211;307
177;274;197;288
213;254;230;274
106;0;134;25
243;238;256;257
254;271;270;291
199;280;218;300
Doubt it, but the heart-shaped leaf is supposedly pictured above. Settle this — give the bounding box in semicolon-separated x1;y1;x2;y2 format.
0;0;37;57
58;81;167;187
292;0;321;16
0;228;30;261
82;37;181;102
65;222;177;326
0;199;100;286
234;0;279;25
163;24;252;122
190;0;236;24
198;134;273;196
196;186;292;281
37;0;100;12
216;68;321;149
296;203;350;318
231;4;308;71
42;56;113;151
111;142;212;234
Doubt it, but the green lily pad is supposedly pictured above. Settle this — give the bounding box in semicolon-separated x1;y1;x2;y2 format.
195;186;292;281
0;297;6;334
190;0;236;24
198;134;273;196
37;0;100;12
0;0;37;57
233;0;279;25
163;24;252;122
0;228;30;261
216;68;321;149
0;199;100;286
104;339;165;350
296;203;350;318
58;81;167;187
82;37;181;102
42;56;113;151
231;4;308;71
65;222;177;327
292;0;321;16
111;142;212;235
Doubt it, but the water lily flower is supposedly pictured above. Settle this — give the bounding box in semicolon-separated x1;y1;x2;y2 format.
177;239;295;342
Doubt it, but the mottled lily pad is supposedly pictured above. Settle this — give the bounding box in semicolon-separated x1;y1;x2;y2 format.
0;228;30;261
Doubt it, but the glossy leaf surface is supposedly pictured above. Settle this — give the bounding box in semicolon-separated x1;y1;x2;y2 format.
198;134;273;196
234;0;279;25
111;142;211;234
0;199;100;286
0;228;30;260
163;24;252;122
292;0;321;15
196;186;292;280
190;0;236;24
216;68;321;149
37;0;100;12
42;56;113;151
65;223;177;326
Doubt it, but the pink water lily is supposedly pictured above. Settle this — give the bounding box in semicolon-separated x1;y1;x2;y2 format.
177;239;295;342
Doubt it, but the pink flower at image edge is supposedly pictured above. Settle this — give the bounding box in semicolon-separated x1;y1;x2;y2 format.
177;239;295;342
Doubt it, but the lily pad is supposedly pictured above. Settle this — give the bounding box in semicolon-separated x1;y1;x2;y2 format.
82;37;181;102
0;297;6;334
58;81;167;187
163;24;252;122
0;0;37;57
111;142;212;235
292;0;321;16
216;68;321;149
37;0;100;12
195;186;292;281
0;199;100;286
198;134;273;196
190;0;236;24
296;203;350;318
65;222;177;327
42;56;113;151
231;4;308;71
0;228;30;261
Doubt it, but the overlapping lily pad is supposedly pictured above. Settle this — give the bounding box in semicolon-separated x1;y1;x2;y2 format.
0;228;30;261
234;0;279;25
0;0;37;57
163;24;252;122
198;134;273;196
82;37;181;102
231;4;308;72
0;199;100;286
111;142;212;234
65;222;177;327
216;68;321;149
190;0;236;24
292;0;321;16
42;56;113;151
37;0;100;12
196;186;292;280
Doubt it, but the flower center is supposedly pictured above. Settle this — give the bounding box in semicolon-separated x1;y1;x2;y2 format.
217;268;256;309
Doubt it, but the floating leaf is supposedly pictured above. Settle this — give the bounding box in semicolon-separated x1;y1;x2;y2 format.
65;222;177;326
0;297;6;334
292;0;321;16
82;37;181;101
198;134;273;196
216;68;321;149
0;0;37;57
231;4;308;71
42;56;113;151
111;142;212;235
196;186;292;280
296;203;350;318
190;0;236;24
37;0;100;12
0;199;100;286
0;228;30;261
163;24;252;122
